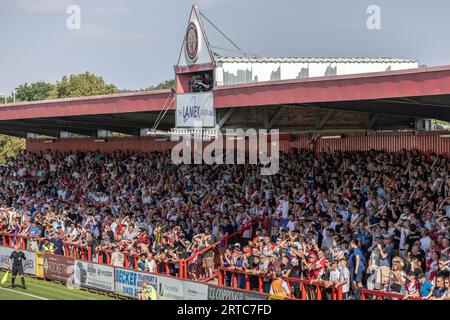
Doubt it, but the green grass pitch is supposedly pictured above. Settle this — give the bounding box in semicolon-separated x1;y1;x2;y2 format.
0;271;118;300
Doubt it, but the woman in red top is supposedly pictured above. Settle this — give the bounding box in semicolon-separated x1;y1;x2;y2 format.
405;272;420;296
305;253;318;280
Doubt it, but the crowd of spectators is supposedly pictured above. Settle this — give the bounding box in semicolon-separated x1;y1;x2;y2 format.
0;148;449;300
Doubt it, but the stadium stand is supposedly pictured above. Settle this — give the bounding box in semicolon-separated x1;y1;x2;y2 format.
0;148;448;300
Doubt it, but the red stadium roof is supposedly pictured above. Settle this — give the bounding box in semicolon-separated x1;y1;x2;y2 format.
0;65;449;137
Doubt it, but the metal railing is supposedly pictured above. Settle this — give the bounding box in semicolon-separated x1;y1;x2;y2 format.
218;267;344;300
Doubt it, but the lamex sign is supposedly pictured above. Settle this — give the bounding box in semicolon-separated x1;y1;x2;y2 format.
176;92;215;128
0;247;36;275
115;268;158;299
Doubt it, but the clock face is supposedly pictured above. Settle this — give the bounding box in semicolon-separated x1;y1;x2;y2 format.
186;22;199;62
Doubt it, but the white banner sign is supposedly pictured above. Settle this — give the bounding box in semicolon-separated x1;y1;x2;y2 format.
183;281;209;300
114;268;158;299
158;275;185;300
0;247;36;275
176;92;215;128
74;260;115;292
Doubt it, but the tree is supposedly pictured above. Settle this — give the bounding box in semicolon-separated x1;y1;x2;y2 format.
49;72;118;99
15;81;54;102
119;79;176;93
0;134;25;164
148;79;175;91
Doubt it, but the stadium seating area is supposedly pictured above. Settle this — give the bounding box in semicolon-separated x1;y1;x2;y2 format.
0;148;449;300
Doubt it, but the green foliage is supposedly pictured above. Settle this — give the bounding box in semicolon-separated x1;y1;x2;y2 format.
147;79;175;90
432;119;450;128
0;72;119;158
118;79;175;93
48;72;119;99
0;134;25;164
15;81;54;102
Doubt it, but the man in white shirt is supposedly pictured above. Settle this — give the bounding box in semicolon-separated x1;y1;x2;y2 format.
396;219;410;256
286;214;296;232
419;228;432;252
145;253;156;273
110;246;125;267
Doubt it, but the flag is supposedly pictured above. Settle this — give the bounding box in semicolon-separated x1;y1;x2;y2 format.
1;271;9;285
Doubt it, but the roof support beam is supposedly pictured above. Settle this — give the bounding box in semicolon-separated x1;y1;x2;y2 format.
0;124;60;138
268;106;287;129
4;120;146;137
65;115;173;128
25;118;148;130
1;121;98;137
0;130;26;138
315;110;334;130
217;108;235;129
366;114;380;129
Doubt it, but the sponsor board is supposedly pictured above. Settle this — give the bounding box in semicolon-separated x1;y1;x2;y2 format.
74;260;115;292
0;247;36;275
158;275;184;300
183;281;208;300
43;254;74;282
176;92;215;128
114;268;158;299
207;285;267;300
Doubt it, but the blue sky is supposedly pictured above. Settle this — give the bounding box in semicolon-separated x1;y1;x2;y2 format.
1;0;449;93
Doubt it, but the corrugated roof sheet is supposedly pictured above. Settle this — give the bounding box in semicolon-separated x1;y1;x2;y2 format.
215;56;417;64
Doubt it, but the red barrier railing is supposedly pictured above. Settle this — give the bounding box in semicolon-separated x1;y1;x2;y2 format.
0;233;437;301
179;217;270;281
218;267;343;300
0;216;271;282
62;242;92;260
0;233;28;249
360;289;424;300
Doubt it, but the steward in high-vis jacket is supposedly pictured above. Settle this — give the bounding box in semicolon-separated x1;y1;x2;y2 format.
270;271;291;298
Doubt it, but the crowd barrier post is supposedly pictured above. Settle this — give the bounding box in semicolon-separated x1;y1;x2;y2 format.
35;251;45;278
360;289;422;300
218;266;345;300
179;219;263;281
218;268;224;286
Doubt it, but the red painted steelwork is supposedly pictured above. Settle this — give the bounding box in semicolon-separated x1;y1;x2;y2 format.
0;90;174;121
214;65;450;109
2;65;450;120
27;132;450;156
